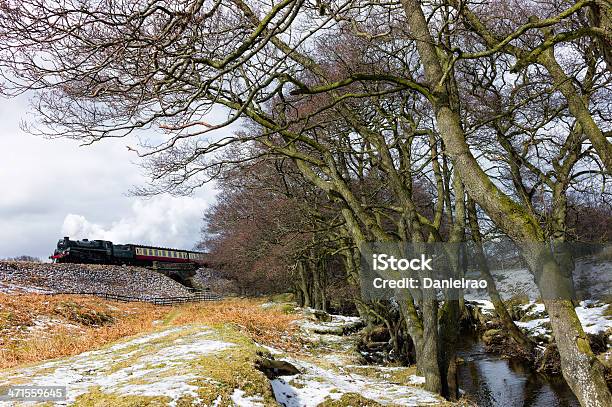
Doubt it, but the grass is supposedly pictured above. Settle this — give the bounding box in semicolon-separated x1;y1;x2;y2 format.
167;298;299;349
602;302;612;318
62;323;279;407
0;294;298;369
73;387;171;407
0;294;167;368
318;393;386;406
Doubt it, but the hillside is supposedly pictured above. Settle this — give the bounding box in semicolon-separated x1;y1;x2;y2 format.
0;294;446;406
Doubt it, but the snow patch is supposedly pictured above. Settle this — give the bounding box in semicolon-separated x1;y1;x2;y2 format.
408;375;426;385
271;357;440;406
576;302;611;335
296;312;362;335
0;281;54;294
231;388;265;407
515;317;551;338
0;325;235;405
109;326;185;351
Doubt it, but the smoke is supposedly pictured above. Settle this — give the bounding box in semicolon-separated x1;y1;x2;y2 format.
61;195;211;250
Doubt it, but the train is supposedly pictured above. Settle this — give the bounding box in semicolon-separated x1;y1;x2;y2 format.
50;236;207;268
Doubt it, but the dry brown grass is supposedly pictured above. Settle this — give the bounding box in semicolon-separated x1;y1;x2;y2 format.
167;298;300;350
0;293;167;369
0;294;298;369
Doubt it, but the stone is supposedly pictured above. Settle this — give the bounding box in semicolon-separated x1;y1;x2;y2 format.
255;357;301;379
482;329;502;345
0;260;221;300
313;309;333;322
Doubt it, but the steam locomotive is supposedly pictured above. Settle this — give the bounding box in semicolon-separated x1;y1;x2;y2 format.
50;237;207;267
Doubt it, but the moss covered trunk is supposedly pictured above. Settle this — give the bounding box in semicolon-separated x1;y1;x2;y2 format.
542;298;612;406
467;197;534;352
400;1;612;404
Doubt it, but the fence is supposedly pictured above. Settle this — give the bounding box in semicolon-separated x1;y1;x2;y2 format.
48;290;221;305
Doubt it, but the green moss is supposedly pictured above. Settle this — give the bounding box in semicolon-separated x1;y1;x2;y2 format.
73;387;170;406
344;365;417;385
174;395;200;407
602;304;612;318
318;393;386;406
104;346;169;375
185;326;277;406
106;352;148;374
288;378;306;388
576;337;594;355
260;302;296;314
144;362;168;370
279;303;297;314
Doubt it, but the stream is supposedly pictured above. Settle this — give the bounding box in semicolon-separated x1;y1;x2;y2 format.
456;332;580;407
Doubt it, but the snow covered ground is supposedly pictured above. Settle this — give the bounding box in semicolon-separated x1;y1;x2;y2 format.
0;306;444;407
575;302;612;334
271;303;609;406
471;299;611;345
295;310;363;336
464;256;611;344
516;301;611;341
269;309;443;406
0;325;241;406
271;358;438;407
464;257;612;301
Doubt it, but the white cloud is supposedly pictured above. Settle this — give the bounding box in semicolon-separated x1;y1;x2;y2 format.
0;93;222;259
61;194;214;250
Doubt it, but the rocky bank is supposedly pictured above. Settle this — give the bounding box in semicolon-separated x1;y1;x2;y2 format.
0;261;197;299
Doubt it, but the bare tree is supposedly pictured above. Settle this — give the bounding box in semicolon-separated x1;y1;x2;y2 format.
1;0;610;404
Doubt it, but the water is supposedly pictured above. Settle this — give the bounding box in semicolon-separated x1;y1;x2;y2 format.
456;333;580;407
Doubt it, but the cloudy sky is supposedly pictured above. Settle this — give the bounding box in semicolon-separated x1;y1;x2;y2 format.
0;95;221;259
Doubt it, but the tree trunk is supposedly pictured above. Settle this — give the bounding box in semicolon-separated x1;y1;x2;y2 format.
542;298;612;407
523;245;612;407
400;1;612;404
342;246;372;319
467;197;534;352
438;300;460;400
297;260;311;308
419;298;442;394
